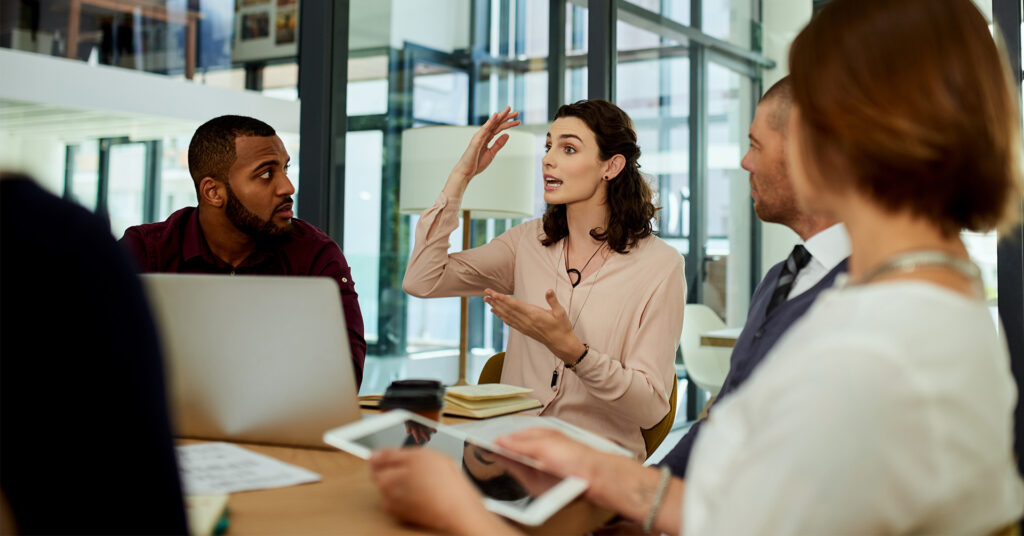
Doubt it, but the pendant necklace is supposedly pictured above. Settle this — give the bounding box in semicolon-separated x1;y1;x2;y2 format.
550;239;609;390
565;241;605;288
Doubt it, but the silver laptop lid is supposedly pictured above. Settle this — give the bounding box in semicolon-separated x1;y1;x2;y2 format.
141;273;361;448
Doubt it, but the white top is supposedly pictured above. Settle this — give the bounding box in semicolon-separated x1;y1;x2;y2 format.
683;279;1024;535
788;223;850;300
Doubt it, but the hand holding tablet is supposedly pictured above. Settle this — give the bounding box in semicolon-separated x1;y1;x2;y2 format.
323;410;588;527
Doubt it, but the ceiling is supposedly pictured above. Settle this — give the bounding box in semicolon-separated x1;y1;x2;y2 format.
0;98;199;144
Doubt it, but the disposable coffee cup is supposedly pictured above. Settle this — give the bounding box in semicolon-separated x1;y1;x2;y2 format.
378;379;445;421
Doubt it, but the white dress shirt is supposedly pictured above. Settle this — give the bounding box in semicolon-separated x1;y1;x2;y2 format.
787;223;850;300
682;280;1024;535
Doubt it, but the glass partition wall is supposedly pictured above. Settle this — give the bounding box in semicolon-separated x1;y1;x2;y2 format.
339;0;770;374
1;0;301;235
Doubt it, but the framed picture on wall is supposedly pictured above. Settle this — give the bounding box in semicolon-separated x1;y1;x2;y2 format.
232;0;299;62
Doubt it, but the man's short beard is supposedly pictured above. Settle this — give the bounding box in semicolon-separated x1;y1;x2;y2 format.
223;181;293;243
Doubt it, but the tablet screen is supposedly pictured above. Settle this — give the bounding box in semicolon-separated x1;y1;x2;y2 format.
350;417;563;508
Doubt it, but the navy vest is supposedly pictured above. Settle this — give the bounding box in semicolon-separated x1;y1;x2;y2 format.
660;257;849;476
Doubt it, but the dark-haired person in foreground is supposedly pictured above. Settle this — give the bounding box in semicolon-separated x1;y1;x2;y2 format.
402;101;685;459
371;0;1023;533
1;172;187;534
119;115;366;386
659;76;849;478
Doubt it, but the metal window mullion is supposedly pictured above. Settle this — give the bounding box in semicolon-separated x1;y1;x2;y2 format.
469;0;490;124
63;144;77;201
244;62;265;91
297;0;349;242
548;0;566;118
143;139;161;223
614;0;773;69
374;47;414;357
687;0;707;306
656;0;673;236
569;4;587;100
96;138;112;221
587;0;615;100
328;2;350;244
511;0;526;116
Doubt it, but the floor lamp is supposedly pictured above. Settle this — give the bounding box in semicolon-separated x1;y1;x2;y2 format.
399;126;536;385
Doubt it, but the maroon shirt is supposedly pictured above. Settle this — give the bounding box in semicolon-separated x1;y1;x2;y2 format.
120;207;366;387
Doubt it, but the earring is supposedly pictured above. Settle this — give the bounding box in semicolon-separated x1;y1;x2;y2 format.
603;176;610;181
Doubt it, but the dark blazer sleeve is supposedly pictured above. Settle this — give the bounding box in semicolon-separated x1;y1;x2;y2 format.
659;419;703;477
659;263;785;478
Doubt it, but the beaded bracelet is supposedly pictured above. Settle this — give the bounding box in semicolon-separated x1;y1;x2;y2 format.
642;466;672;534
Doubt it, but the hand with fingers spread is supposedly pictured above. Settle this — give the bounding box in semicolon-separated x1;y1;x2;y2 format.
483;288;588;364
442;107;522;198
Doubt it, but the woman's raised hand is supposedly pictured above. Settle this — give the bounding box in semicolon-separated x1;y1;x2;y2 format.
443;107;521;198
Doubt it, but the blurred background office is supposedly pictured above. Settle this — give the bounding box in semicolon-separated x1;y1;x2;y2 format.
1;0;1020;468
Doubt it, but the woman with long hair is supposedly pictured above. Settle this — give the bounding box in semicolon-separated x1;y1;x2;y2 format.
373;0;1023;533
403;100;685;459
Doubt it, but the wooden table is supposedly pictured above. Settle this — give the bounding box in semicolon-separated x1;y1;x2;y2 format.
699;327;743;349
184;413;614;535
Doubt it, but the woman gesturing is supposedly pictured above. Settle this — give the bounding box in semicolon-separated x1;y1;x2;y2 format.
403;101;685;459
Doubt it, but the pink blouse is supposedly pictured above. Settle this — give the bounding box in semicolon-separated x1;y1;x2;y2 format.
403;194;686;458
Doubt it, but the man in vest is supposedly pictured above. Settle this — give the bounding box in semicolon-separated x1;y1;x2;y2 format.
661;76;850;476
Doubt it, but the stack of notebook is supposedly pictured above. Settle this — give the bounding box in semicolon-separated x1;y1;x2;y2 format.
443;384;542;419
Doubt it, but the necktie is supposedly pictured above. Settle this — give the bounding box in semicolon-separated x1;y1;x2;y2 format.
766;244;812;316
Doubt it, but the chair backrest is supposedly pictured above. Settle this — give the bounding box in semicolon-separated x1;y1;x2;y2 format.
680;304;732;397
642;376;678;458
480;351;677;459
478;352;505;384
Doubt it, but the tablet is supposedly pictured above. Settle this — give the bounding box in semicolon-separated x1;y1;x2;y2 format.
323;410;589;526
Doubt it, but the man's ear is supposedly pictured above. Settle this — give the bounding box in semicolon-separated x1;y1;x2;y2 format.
602;154;626;181
199;177;226;208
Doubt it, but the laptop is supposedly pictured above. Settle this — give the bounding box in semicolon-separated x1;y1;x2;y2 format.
141;273;361;448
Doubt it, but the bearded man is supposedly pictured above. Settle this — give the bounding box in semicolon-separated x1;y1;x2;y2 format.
120;115;366;386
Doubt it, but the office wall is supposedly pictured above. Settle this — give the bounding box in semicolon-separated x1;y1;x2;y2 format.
0;132;64;193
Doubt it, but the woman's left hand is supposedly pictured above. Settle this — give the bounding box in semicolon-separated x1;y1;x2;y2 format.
483;289;586;363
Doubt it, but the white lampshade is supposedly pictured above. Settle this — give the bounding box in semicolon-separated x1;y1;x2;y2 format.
399;126;536;219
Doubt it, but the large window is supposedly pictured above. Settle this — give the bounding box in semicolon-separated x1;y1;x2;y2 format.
2;1;302;232
340;0;766;364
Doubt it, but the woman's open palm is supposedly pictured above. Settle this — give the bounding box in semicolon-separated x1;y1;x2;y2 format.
450;106;521;183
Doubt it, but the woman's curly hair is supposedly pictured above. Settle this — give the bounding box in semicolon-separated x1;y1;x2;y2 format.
541;100;657;254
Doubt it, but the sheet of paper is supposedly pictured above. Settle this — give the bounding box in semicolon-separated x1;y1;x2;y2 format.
452;415;633;457
177;442;322;495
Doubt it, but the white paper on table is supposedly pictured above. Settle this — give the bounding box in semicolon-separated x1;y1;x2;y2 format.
176;442;322;495
452;415;633;458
